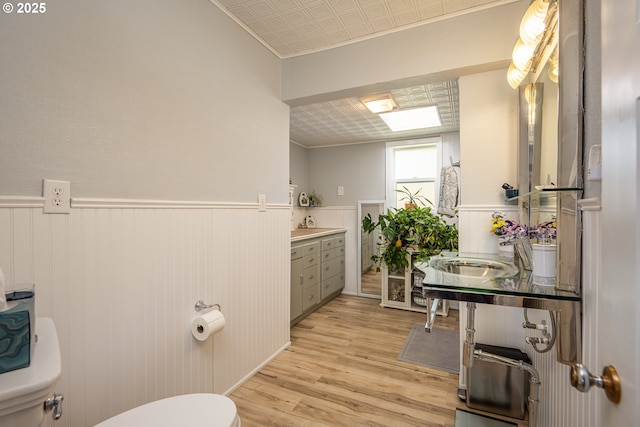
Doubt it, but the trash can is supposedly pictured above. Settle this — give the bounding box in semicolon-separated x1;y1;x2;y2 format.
466;343;531;420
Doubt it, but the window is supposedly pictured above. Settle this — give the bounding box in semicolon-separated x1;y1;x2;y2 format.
386;138;441;209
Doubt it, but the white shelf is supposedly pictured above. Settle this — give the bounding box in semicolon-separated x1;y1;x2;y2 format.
380;253;449;316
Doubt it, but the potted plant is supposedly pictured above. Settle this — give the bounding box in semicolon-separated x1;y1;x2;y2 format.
362;189;458;272
309;191;323;207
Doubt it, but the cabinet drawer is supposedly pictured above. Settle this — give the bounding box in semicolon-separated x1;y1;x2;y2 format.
322;272;345;297
303;242;319;256
321;257;345;279
302;283;319;311
322;246;344;262
303;254;319;267
291;246;303;260
321;236;344;251
302;265;318;286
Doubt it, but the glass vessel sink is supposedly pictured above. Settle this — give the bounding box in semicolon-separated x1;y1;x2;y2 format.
430;256;519;278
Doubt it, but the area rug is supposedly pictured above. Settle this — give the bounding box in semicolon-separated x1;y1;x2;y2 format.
397;324;460;374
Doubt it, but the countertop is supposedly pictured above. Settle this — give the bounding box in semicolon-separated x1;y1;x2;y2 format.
417;253;580;309
291;228;346;242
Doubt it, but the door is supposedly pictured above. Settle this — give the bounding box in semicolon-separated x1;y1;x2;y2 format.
597;0;639;423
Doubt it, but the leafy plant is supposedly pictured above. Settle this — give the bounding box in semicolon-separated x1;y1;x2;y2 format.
363;191;458;272
396;186;433;208
309;191;323;207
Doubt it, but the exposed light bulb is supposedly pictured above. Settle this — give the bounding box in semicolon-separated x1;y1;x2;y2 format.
512;39;534;72
520;0;551;46
507;62;527;89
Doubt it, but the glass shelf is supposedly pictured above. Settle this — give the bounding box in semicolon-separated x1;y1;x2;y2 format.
416;253;580;310
506;187;584;202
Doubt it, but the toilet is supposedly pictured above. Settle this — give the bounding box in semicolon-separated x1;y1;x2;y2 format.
0;317;63;427
0;316;240;427
95;393;241;427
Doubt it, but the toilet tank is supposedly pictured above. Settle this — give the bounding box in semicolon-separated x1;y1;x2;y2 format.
0;317;62;427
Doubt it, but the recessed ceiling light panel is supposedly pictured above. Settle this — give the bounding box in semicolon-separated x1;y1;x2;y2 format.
379;106;442;131
360;94;397;113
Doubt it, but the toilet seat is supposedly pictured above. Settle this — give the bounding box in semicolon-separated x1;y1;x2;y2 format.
95;393;240;427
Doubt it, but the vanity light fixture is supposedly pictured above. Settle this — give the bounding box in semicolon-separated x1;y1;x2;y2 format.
360;93;397;113
379;105;442;132
507;0;558;89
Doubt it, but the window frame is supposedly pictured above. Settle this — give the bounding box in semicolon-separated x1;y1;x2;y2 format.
385;137;443;210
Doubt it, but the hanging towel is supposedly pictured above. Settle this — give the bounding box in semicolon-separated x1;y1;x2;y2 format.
437;166;458;217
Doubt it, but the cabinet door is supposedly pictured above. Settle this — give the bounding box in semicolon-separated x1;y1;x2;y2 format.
290;257;303;320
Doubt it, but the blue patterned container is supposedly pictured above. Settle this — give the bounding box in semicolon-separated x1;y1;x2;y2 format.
0;285;35;374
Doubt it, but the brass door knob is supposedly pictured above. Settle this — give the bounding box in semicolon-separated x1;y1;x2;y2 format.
570;363;621;403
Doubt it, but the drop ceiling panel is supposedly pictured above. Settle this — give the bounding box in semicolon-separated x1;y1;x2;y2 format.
290;80;460;147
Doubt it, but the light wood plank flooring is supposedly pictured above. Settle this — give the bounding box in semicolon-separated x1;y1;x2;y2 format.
229;295;527;427
360;268;382;296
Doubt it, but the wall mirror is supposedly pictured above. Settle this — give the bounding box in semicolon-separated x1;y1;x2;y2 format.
514;0;584;365
516;0;583;297
358;201;385;298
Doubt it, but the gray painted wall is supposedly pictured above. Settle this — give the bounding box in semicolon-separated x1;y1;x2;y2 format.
0;0;289;203
289;142;309;202
307;142;386;206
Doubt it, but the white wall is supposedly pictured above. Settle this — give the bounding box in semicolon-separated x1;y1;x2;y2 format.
0;0;289;203
281;1;527;105
0;200;291;427
459;69;519;207
0;1;291;426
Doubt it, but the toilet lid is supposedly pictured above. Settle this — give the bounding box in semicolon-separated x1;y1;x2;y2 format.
95;394;239;427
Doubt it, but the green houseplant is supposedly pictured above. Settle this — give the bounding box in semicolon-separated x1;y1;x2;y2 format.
362;188;458;272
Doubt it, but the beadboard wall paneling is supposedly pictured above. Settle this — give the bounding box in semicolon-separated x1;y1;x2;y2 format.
457;205;518;253
0;204;290;427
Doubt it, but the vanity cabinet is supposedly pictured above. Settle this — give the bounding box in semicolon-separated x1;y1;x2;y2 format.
290;241;320;322
291;230;346;326
320;235;345;301
382;253;449;316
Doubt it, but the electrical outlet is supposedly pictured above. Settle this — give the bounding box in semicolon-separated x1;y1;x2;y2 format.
258;194;266;212
43;179;71;214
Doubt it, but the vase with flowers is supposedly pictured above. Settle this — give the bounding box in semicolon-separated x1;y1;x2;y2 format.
490;212;528;259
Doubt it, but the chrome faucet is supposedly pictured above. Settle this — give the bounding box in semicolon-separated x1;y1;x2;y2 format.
500;237;533;270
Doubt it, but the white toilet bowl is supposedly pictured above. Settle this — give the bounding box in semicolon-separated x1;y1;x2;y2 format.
95;393;241;427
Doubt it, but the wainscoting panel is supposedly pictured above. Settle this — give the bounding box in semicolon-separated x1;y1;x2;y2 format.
0;202;290;427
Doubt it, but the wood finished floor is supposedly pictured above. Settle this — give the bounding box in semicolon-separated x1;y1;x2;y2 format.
230;294;463;426
230;295;529;426
360;268;382;296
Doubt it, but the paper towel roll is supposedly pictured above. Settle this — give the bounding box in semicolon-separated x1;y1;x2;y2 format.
191;310;225;341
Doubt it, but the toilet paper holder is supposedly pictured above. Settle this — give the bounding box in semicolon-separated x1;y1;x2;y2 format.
194;300;221;312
